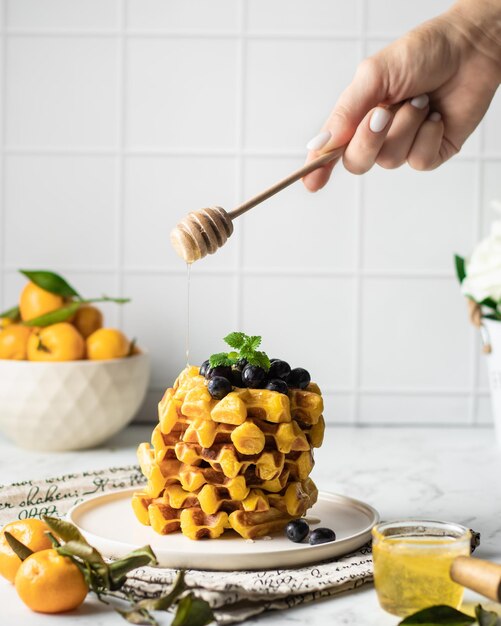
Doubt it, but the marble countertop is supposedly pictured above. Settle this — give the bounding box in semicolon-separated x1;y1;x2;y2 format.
0;424;500;625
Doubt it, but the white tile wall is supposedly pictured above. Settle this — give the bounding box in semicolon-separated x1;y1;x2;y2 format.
0;0;497;426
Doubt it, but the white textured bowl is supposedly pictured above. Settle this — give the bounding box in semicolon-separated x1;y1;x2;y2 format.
0;353;150;451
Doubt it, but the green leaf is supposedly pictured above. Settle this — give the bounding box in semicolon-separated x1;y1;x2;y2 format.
57;540;111;591
4;531;34;561
172;594;214;626
46;531;61;548
246;350;270;371
136;571;186;611
42;515;89;544
57;540;106;567
475;605;498;626
20;269;80;298
224;332;247;350
0;305;20;321
246;335;262;350
479;297;498;311
209;352;235;368
399;604;475;625
117;608;157;625
454;255;467;284
23;301;81;327
108;545;158;588
86;295;131;305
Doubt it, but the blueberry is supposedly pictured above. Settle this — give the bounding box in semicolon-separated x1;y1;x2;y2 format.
241;364;267;388
287;367;311;389
207;376;232;400
268;359;291;381
309;528;336;545
199;359;210;377
237;358;248;368
206;365;232;381
286;519;310;543
230;365;243;387
265;379;289;395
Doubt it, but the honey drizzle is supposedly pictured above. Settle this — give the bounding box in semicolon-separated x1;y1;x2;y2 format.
185;262;192;366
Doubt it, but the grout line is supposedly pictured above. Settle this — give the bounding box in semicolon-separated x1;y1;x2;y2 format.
352;0;368;425
0;265;462;278
0;1;6;310
0;265;463;279
1;146;493;160
115;0;126;329
233;0;246;332
0;28;460;43
0;28;389;40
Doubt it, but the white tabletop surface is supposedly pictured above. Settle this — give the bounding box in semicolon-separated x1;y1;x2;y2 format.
0;424;500;625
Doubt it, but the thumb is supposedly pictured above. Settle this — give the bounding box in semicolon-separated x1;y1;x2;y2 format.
303;57;389;191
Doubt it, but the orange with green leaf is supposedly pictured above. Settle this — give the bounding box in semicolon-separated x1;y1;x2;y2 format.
0;515;214;624
0;269;138;362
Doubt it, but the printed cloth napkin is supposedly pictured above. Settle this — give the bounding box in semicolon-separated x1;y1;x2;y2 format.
0;465;374;624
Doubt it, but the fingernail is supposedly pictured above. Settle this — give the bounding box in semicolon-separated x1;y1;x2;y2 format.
410;94;429;109
306;130;331;151
429;112;442;122
369;107;391;133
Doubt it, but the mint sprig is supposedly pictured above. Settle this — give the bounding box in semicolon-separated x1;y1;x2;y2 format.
209;332;271;371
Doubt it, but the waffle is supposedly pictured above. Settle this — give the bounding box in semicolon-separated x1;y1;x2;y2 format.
133;365;324;539
131;477;318;539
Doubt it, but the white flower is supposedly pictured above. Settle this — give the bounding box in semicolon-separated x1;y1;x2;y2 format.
462;219;501;302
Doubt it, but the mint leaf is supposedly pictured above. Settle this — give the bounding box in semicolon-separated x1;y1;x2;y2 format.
246;335;262;350
239;345;253;360
399;605;475;625
211;332;270;374
246;350;270;371
0;305;20;321
224;332;246;350
209;353;234;368
20;269;81;298
475;605;498;626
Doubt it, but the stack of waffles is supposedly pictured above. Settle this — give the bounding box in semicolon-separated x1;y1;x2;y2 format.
132;366;325;539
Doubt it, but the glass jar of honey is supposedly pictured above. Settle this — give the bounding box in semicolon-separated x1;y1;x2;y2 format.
372;520;471;617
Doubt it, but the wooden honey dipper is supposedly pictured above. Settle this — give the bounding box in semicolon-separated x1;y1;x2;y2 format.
170;146;345;263
451;556;501;602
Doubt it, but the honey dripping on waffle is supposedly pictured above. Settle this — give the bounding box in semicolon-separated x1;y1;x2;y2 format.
185;262;192;366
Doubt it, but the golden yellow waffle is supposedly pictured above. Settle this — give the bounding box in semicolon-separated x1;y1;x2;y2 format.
133;364;325;539
138;441;294;496
132;475;317;537
228;508;292;540
174;442;285;480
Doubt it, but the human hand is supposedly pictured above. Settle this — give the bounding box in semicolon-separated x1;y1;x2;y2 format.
303;0;501;192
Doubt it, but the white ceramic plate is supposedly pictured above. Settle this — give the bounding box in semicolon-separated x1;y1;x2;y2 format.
68;488;379;570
